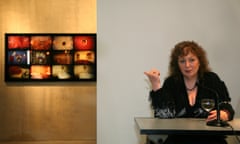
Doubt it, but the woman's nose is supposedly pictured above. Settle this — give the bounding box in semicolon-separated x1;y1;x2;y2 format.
185;61;190;67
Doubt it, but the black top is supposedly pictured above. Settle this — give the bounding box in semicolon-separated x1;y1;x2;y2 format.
149;72;235;120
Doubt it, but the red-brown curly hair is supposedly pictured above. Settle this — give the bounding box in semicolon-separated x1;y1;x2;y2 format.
168;41;211;79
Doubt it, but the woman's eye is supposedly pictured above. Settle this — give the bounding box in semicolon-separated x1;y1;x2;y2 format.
179;60;185;63
189;58;195;62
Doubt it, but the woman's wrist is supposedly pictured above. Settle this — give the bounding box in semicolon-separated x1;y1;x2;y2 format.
152;83;161;91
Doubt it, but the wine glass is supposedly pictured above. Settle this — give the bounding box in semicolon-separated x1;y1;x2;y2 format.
201;98;215;112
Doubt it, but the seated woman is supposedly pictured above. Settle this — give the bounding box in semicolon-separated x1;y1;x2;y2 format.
144;41;235;144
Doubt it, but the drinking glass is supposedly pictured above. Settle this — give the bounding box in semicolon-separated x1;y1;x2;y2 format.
201;98;215;112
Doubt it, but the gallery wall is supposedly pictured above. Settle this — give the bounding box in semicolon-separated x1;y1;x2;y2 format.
97;0;240;144
0;0;96;144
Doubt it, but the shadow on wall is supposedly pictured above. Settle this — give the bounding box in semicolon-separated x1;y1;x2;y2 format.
6;133;35;141
235;99;240;117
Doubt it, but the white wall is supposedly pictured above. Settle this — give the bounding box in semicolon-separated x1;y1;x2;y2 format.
97;0;240;144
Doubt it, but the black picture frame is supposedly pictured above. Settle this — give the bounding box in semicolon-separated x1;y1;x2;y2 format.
5;33;97;82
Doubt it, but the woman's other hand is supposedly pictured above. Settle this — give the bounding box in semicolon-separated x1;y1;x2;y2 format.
144;69;161;91
206;110;229;122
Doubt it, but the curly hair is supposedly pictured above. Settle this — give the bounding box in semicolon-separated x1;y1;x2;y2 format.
168;41;211;78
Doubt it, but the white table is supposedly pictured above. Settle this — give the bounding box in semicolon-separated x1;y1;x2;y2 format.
135;117;240;135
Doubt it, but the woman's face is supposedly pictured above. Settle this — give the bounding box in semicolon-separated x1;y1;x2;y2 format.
178;52;200;79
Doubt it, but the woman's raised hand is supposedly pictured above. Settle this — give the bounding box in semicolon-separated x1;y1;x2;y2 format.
144;69;161;91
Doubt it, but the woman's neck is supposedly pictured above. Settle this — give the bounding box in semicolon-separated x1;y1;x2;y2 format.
184;76;198;91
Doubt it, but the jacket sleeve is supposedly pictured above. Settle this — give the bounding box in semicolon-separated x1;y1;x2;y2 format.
149;77;174;109
218;81;235;120
206;72;235;120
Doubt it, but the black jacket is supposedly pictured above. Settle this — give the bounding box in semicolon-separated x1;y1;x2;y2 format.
149;72;235;120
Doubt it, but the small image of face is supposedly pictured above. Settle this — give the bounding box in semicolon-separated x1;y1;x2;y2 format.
74;51;95;64
8;51;28;64
53;36;73;50
8;66;29;79
30;36;52;50
53;53;72;65
31;51;50;64
30;66;51;79
8;36;30;49
74;36;95;50
74;65;94;79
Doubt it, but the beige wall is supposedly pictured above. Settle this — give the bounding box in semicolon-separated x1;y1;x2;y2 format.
0;0;96;144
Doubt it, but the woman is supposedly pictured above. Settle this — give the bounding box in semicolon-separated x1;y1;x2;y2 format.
144;41;235;144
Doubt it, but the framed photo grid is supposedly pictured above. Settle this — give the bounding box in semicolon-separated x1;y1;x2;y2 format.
5;33;96;82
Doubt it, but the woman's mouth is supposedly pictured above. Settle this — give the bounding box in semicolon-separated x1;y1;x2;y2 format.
185;70;192;73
